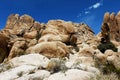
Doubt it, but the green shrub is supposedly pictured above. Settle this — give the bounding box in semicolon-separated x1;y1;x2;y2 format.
97;42;118;53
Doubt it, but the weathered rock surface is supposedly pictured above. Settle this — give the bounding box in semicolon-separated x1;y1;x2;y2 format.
47;69;96;80
0;33;9;63
16;70;50;80
101;11;120;42
75;23;94;44
1;12;120;80
0;14;95;62
9;54;50;68
26;41;70;58
5;14;19;29
0;65;37;80
105;50;120;70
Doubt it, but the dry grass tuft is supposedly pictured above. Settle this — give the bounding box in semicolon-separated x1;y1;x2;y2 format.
92;73;119;80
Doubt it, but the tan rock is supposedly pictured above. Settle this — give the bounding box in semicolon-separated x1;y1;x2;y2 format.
39;20;78;46
117;45;120;52
0;29;14;37
67;47;95;67
107;53;120;70
105;50;120;70
8;41;26;60
103;12;110;23
75;23;94;44
13;14;34;35
47;20;75;34
23;31;37;39
94;52;107;66
26;41;70;58
101;11;120;41
0;33;9;63
78;47;94;57
31;21;41;31
5;14;19;29
41;21;75;37
38;34;62;43
109;13;118;40
41;25;59;36
104;49;115;57
38;34;71;43
111;40;120;47
27;39;37;47
116;11;120;39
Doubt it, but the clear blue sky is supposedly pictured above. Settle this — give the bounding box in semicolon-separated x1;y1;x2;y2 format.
0;0;120;34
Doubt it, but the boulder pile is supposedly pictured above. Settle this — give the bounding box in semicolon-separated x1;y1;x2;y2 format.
0;12;120;80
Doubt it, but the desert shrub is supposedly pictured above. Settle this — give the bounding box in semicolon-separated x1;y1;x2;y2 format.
102;63;117;73
92;73;119;80
97;61;120;79
46;58;67;73
97;42;118;53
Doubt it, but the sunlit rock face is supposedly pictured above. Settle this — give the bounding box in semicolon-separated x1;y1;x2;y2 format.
1;12;120;80
101;11;120;42
0;14;94;62
74;23;94;44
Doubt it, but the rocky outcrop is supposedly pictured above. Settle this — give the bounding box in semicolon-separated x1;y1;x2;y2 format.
8;40;27;60
101;11;120;42
1;12;120;80
0;54;100;80
0;14;95;62
75;23;94;44
5;14;19;29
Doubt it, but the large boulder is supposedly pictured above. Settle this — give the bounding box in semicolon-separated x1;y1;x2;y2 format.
40;20;77;45
5;14;19;29
77;47;95;66
26;41;70;58
0;65;37;80
47;69;96;80
105;50;120;71
9;54;50;68
46;20;75;34
13;14;34;34
23;31;37;39
15;70;50;80
7;40;27;60
5;14;35;36
94;52;107;67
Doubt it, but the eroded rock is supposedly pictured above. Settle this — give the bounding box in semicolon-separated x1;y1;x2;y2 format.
26;41;70;58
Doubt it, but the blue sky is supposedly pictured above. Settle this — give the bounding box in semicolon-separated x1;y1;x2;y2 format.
0;0;120;34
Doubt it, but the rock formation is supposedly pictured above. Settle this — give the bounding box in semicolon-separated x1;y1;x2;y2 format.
0;12;120;80
101;11;120;42
0;14;95;61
